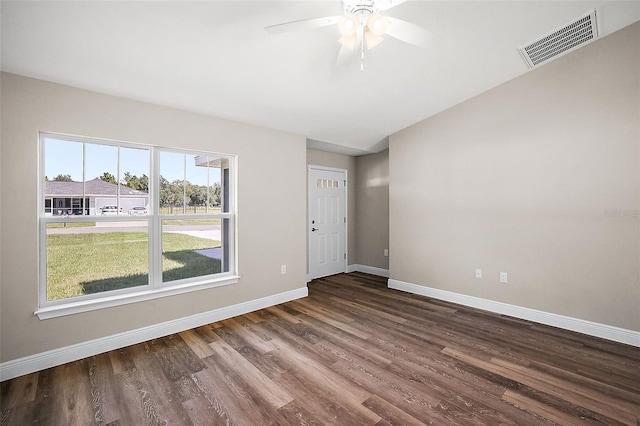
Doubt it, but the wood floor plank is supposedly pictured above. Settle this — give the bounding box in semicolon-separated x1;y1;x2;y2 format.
3;272;639;426
207;335;294;408
362;394;426;426
256;317;340;366
269;337;374;407
502;386;627;426
222;316;278;353
265;305;302;324
0;372;38;410
491;357;639;418
442;347;637;425
276;399;324;426
87;352;123;425
502;390;599;426
126;341;194;425
289;299;371;340
273;368;377;425
181;394;231;426
326;294;410;326
179;329;216;359
1;401;39;426
34;360;95;426
194;356;292;425
528;359;640;410
330;357;450;425
155;334;207;381
384;360;544;425
180;374;232;426
107;347;136;375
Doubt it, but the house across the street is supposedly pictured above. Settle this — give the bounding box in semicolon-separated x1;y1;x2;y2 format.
44;178;148;216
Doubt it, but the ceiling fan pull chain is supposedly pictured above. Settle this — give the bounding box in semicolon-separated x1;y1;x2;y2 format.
360;34;365;72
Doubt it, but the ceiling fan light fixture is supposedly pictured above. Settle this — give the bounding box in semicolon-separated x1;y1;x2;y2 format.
338;15;359;37
367;14;388;37
365;31;384;49
339;34;358;49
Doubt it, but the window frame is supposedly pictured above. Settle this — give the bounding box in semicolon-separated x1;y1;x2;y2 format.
36;132;239;319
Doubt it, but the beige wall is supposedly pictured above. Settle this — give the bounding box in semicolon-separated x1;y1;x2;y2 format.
0;73;307;363
307;149;357;266
356;149;389;269
390;23;640;331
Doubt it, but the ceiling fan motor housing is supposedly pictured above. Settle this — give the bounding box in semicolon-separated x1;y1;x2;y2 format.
342;0;377;20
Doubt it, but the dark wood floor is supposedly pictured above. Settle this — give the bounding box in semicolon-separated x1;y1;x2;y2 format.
2;272;639;425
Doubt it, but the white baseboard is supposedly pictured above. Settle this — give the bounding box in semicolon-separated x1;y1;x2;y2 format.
0;286;308;382
348;264;389;278
388;279;640;348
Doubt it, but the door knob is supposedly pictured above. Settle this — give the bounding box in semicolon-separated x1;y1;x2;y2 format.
311;227;318;232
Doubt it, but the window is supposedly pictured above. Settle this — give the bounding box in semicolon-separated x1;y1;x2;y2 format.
38;133;237;318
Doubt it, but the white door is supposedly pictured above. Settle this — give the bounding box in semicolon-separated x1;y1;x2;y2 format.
308;167;346;280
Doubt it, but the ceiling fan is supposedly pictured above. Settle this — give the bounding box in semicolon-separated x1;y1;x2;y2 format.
265;0;434;71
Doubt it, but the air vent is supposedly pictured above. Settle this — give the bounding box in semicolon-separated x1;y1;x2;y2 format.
519;10;598;68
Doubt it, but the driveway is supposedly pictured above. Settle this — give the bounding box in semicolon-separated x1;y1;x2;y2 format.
47;222;222;240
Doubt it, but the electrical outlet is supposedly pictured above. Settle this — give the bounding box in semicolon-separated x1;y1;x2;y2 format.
281;265;287;275
384;249;389;257
500;272;508;283
475;269;482;278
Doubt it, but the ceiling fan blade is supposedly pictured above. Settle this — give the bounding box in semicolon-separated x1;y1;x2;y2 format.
385;17;434;49
265;16;341;34
336;44;356;66
376;0;409;12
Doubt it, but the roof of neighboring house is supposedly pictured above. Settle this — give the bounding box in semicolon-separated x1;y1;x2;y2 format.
45;178;148;197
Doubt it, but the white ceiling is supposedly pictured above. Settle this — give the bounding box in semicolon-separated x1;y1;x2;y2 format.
2;1;639;155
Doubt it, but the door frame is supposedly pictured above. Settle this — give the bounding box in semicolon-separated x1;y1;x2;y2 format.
307;165;348;282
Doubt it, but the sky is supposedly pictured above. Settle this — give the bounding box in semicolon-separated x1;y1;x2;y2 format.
44;136;221;185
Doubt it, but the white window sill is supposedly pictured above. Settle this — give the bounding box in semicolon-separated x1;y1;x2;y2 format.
35;275;240;320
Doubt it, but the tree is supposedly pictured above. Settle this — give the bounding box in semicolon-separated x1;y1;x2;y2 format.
53;174;73;182
123;172;149;193
157;177;220;212
159;176;182;210
99;172;117;184
138;174;149;193
188;184;208;208
211;182;222;207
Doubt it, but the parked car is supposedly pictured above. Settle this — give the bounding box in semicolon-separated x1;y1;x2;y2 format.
129;206;148;215
101;205;119;215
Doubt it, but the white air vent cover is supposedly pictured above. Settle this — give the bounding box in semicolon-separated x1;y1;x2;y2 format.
519;10;598;68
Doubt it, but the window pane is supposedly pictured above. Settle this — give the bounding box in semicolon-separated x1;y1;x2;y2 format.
162;218;221;283
44;138;83;182
46;221;149;301
159;153;224;215
44;138;83;216
185;155;222;214
86;143;118;215
120;147;150;214
160;151;185;214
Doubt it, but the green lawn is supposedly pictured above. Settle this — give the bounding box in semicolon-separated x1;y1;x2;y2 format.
162;218;221;226
46;232;221;301
47;222;96;229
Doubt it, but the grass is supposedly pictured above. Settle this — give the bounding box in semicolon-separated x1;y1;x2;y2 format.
162;218;221;226
160;208;223;226
46;232;221;301
47;222;96;229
